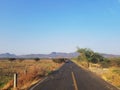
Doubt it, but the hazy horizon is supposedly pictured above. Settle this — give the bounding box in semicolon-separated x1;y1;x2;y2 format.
0;0;120;55
1;50;120;56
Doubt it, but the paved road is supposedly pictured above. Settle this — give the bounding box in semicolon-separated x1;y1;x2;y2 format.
30;61;119;90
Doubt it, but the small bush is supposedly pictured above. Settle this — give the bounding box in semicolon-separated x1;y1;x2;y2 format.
52;58;65;63
100;59;110;68
34;58;40;62
8;58;16;62
18;58;24;62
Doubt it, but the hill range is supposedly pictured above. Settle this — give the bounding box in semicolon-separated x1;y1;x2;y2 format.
0;52;120;58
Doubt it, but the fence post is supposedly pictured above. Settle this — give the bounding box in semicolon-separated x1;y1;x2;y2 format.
13;73;17;89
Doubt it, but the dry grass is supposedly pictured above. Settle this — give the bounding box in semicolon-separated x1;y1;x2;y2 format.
102;67;120;88
0;59;63;90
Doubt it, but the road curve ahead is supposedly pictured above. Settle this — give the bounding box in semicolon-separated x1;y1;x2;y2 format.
30;61;119;90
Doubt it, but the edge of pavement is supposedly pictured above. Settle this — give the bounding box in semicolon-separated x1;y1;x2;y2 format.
28;63;65;90
72;60;120;90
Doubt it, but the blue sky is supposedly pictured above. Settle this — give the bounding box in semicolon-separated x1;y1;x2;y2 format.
0;0;120;55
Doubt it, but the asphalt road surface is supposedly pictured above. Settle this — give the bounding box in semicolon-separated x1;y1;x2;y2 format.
30;61;119;90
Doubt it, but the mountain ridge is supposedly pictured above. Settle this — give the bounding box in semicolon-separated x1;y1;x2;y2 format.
0;52;120;58
0;52;79;58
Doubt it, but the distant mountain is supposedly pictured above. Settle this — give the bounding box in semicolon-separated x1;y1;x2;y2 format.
19;52;79;58
0;52;120;58
48;52;79;58
0;53;17;58
101;54;120;58
0;52;79;58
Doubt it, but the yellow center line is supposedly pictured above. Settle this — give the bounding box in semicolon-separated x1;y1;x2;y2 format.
71;72;78;90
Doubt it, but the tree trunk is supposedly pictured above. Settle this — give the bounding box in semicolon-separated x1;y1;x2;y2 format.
87;61;89;68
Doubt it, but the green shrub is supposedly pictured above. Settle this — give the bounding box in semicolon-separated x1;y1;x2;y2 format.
100;59;110;68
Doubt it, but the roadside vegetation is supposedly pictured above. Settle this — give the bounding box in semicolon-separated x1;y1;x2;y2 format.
73;48;120;89
52;58;67;63
0;58;64;90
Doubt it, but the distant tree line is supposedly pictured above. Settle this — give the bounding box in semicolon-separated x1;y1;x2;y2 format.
0;58;42;62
